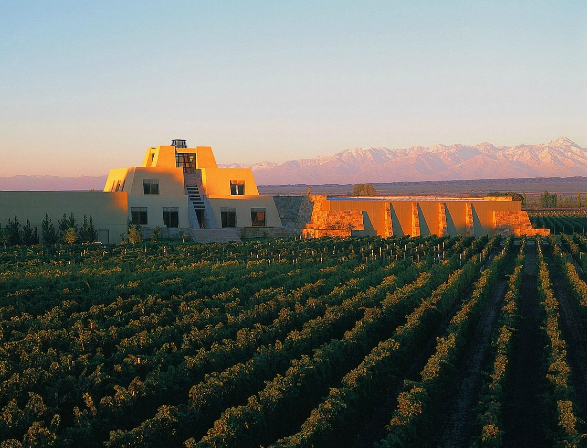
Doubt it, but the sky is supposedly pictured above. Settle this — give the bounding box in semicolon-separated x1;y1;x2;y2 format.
1;0;586;176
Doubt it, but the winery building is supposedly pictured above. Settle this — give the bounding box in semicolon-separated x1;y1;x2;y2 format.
0;140;548;244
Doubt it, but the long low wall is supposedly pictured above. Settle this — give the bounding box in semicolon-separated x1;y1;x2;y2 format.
0;191;129;244
275;195;549;238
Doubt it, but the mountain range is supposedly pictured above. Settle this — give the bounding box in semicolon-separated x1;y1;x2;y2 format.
223;137;587;185
1;138;586;190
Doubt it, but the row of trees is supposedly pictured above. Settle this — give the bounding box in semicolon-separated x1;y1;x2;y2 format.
0;213;97;247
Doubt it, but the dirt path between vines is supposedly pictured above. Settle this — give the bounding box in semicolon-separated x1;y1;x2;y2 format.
351;271;478;448
502;243;548;448
352;252;501;448
549;250;587;434
432;267;509;448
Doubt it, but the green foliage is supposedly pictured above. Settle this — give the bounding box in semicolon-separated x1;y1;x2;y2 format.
78;215;98;243
151;226;162;244
352;183;377;196
0;223;6;247
540;190;558;208
58;213;77;234
41;214;59;246
6;216;22;246
536;241;582;447
62;227;78;245
1;235;582;447
21;220;39;246
127;224;143;244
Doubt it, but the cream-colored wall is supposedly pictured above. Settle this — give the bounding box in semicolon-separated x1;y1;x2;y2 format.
127;196;190;229
126;167;185;196
201;168;259;197
104;168;132;192
138;144;259;197
194;147;218;169
208;196;282;228
142;146;177;169
0;191;128;244
469;200;522;236
122;167;189;229
322;198;524;238
389;202;413;236
142;145;218;170
416;201;440;236
329;200;387;235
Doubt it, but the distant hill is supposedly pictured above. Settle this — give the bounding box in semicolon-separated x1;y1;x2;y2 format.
224;137;587;185
0;175;107;191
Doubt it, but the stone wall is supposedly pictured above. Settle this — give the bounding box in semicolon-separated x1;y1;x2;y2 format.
494;211;550;237
273;196;313;229
300;195;364;238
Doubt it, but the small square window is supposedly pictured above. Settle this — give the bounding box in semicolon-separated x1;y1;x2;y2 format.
163;207;179;228
131;207;148;225
230;180;245;195
143;179;159;195
221;208;237;228
251;208;266;227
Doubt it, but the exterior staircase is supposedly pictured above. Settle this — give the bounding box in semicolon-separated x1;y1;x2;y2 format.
186;184;205;216
189;228;242;243
184;172;216;228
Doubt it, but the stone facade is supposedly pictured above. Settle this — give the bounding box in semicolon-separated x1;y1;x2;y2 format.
301;195;364;238
494;211;550;237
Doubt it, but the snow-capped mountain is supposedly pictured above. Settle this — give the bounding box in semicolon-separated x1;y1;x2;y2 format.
225;137;587;185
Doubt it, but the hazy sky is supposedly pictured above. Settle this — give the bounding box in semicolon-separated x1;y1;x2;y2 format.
1;1;586;176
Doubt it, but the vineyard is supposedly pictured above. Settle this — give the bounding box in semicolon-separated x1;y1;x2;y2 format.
1;236;587;447
529;211;587;235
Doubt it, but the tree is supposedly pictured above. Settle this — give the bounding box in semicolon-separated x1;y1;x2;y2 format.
5;216;22;246
128;224;143;244
352;184;376;196
151;226;162;244
78;215;97;243
58;213;77;235
540;190;557;208
62;227;78;245
59;213;79;244
41;214;59;246
21;220;39;245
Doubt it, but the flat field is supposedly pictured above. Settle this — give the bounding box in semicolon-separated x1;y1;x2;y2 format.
1;236;586;447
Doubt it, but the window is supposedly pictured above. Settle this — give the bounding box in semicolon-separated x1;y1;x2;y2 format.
251;208;266;227
163;207;179;228
176;153;196;173
143;179;159;195
131;207;148;225
230;180;245;195
221;208;237;228
112;180;125;192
